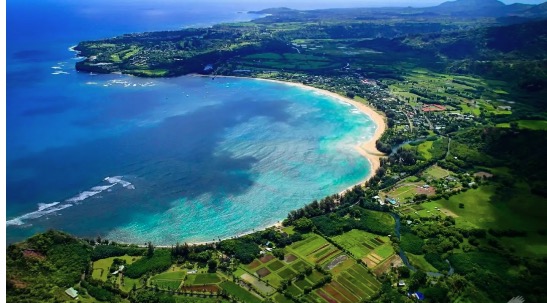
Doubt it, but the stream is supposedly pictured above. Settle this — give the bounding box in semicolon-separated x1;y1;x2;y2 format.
390;212;454;277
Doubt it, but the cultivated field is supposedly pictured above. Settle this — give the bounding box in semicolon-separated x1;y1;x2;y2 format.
332;229;394;268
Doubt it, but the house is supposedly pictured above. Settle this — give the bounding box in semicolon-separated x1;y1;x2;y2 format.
386;198;397;206
412;292;425;300
112;264;125;275
65;287;78;299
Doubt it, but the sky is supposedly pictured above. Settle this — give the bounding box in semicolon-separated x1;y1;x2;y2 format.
157;0;546;9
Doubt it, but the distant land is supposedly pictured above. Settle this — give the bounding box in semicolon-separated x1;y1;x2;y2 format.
7;0;547;303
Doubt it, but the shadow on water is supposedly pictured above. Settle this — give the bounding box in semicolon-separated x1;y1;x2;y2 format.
7;98;290;243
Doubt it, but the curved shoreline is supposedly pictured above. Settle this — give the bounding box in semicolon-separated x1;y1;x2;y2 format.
194;75;387;189
165;75;388;247
8;74;387;247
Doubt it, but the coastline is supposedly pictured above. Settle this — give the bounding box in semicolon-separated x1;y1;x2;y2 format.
177;74;388;246
193;75;387;188
134;75;387;248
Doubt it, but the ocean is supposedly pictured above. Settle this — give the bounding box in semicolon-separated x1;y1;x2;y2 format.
6;0;376;245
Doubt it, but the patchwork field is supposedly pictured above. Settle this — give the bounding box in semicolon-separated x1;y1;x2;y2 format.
236;232;383;302
150;267;186;290
332;230;394;268
315;259;381;302
289;234;343;266
220;281;263;303
240;273;275;295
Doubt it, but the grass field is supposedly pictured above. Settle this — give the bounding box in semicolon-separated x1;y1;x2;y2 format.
423;165;451;179
497;120;547;131
383;182;426;203
240;273;276;295
220;281;262;303
92;255;141;282
274;293;294;303
498;235;547;257
416;140;434;160
332;229;392;262
185;273;221;285
416;183;546;231
320;258;380;301
406;253;437;272
150;267;186;290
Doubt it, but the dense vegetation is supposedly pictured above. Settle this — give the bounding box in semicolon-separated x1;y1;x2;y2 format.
124;249;172;279
7;0;547;302
6;230;92;302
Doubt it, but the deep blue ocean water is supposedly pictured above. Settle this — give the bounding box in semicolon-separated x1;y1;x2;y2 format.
6;0;376;244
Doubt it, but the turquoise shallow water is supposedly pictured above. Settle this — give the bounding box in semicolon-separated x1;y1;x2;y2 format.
6;0;376;245
7;75;376;244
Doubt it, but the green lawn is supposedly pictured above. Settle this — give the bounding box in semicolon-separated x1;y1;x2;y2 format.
92;255;141;282
119;277;143;293
460;103;481;116
406;253;437;272
416;140;434;160
423;165;451;179
422;183;546;231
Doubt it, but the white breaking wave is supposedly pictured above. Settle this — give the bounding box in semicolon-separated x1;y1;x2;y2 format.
6;203;73;226
7;176;135;226
105;176;135;189
51;71;69;75
66;184;115;203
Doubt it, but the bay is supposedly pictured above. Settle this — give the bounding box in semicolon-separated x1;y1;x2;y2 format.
6;0;376;244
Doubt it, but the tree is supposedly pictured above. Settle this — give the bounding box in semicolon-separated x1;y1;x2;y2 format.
398;266;411;278
294;217;314;232
147;242;155;258
207;259;218;273
408;270;427;291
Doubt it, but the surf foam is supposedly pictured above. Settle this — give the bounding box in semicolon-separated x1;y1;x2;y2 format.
7;176;135;226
